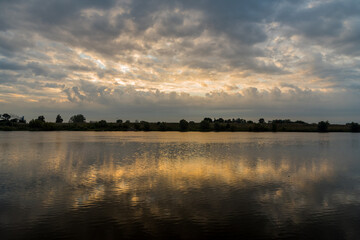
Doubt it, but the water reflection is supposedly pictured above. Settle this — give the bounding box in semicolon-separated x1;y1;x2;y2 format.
0;132;360;239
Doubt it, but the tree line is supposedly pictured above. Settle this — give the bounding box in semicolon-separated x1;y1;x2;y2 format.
0;113;359;132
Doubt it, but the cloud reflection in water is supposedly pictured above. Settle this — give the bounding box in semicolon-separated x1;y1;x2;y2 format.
0;132;359;239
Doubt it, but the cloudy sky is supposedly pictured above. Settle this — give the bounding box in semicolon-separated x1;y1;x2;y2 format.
0;0;360;122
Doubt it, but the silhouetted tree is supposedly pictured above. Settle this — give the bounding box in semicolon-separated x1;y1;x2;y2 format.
122;121;130;129
2;113;11;121
235;118;246;124
259;118;265;124
116;119;123;124
203;117;213;123
69;114;86;123
29;119;44;128
96;120;108;128
214;122;221;131
141;121;150;131
56;114;63;123
37;115;45;122
349;122;360;132
272;123;278;132
272;119;292;124
159;122;167;131
214;118;224;123
179;119;189;131
134;122;140;130
318;121;329;132
200;119;211;130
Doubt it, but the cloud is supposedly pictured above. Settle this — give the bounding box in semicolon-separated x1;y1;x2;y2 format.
2;79;359;123
0;59;26;71
0;31;34;56
0;0;360;121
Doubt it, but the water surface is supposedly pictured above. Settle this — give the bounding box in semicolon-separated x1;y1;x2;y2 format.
0;132;360;239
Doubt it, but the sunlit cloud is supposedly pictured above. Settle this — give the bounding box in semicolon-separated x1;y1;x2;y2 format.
1;0;360;121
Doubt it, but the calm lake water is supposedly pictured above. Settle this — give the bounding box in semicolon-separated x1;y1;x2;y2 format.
0;132;360;239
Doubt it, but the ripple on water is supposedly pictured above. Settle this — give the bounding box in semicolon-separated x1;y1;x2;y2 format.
0;132;360;239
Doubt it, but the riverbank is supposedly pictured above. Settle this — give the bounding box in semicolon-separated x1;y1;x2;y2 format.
0;121;358;132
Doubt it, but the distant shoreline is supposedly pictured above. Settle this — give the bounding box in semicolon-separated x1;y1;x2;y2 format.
0;122;358;133
1;114;359;132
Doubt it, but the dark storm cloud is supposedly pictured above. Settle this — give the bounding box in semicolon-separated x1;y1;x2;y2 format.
276;0;360;56
0;59;26;71
0;32;34;56
127;0;277;42
0;0;287;70
1;0;359;58
0;0;117;28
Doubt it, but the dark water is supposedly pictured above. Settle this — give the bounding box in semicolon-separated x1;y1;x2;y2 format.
0;132;360;239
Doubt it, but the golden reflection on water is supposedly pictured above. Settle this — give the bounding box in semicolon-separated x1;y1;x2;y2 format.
1;132;359;233
68;155;335;191
60;153;337;216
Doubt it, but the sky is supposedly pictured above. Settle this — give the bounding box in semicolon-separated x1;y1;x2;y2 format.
0;0;360;123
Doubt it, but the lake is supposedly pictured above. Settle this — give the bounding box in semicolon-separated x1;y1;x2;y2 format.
0;132;360;239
